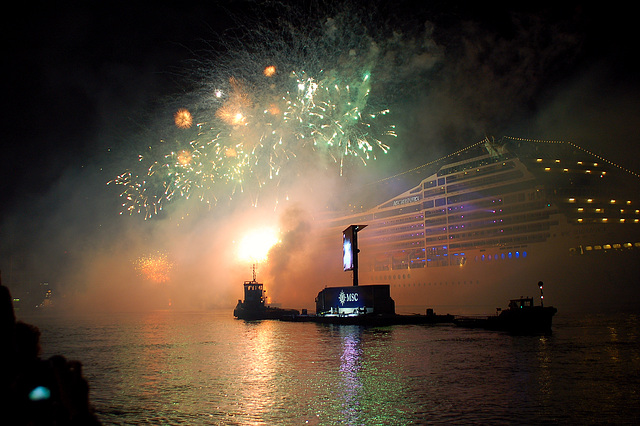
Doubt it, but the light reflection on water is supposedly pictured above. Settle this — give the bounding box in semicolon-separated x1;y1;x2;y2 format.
21;311;640;425
339;329;361;423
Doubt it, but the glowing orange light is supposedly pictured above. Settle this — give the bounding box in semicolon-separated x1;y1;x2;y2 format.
134;252;173;283
238;228;280;262
216;77;251;126
174;108;193;129
268;103;281;115
263;65;276;77
177;150;193;166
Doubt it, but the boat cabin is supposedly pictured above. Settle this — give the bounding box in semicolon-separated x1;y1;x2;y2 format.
242;280;265;307
508;297;534;309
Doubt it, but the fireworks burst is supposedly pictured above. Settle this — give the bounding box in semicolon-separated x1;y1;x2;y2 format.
110;2;437;218
263;65;276;77
134;252;173;283
283;70;393;171
174;108;193;129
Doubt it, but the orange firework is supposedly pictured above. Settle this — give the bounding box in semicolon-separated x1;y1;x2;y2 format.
263;65;276;77
174;108;193;129
177;149;193;166
215;77;251;126
134;252;173;283
267;103;281;115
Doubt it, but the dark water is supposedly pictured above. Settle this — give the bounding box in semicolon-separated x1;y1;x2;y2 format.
20;310;639;425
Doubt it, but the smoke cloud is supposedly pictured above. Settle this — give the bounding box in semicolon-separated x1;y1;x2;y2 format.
2;1;637;315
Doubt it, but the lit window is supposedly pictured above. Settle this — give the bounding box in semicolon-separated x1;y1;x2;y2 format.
577;218;583;222
577;207;584;212
563;168;569;172
545;167;551;171
536;158;543;162
555;159;560;163
620;219;625;223
586;170;591;174
587;199;593;203
602;218;608;222
610;199;616;204
569;198;575;203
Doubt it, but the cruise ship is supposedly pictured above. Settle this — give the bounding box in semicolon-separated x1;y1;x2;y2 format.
321;137;640;313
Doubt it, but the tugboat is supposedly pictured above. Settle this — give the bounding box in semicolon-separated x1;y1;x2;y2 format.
454;282;557;334
233;265;299;320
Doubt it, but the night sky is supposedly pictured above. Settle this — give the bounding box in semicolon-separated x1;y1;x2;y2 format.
2;1;638;310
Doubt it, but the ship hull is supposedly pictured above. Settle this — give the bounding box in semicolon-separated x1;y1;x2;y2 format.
359;242;640;314
233;302;299;320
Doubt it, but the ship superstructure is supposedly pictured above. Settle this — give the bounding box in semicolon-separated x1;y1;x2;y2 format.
323;137;640;313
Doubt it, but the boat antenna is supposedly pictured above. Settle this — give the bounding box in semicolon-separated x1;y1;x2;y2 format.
538;281;544;307
252;263;257;282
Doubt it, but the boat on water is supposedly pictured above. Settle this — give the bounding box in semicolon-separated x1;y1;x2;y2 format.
318;137;640;312
233;266;299;320
454;295;557;334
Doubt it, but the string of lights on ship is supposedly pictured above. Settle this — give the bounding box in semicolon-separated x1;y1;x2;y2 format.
364;136;640;273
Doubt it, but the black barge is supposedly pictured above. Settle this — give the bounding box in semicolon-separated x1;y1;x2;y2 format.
280;284;453;325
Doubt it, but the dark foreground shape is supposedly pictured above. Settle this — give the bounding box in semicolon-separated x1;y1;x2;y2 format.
0;282;101;425
234;304;301;321
454;297;557;334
